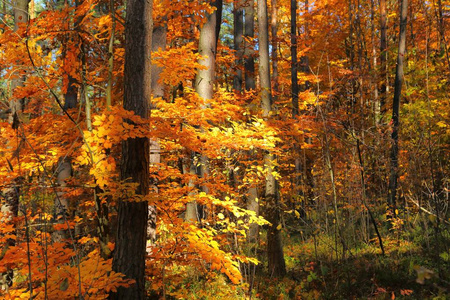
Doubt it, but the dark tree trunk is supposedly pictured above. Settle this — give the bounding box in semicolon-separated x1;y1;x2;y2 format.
111;0;152;298
379;0;387;117
387;0;407;215
233;0;244;92
244;0;256;90
291;0;299;116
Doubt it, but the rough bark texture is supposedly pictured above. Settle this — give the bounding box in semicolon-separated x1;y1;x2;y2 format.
387;0;407;214
257;0;286;277
111;0;152;298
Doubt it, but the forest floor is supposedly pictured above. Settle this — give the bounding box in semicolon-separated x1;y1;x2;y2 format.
254;230;450;299
175;224;450;299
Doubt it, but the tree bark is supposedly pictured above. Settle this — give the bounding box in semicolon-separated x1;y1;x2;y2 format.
291;0;298;116
148;13;167;242
111;0;152;298
244;0;256;90
233;0;244;92
387;0;407;215
9;0;29;129
257;0;286;277
379;0;387;118
271;0;278;98
186;0;222;222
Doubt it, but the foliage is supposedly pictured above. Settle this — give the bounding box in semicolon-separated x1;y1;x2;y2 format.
0;0;449;298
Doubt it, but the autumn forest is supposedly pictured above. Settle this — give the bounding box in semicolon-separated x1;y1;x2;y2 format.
0;0;449;298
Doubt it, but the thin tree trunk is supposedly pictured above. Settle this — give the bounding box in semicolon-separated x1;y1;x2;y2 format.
258;0;286;277
9;0;29;129
148;12;167;242
111;0;152;298
243;0;259;244
371;0;379;123
271;0;278;98
379;0;387;118
1;0;28;289
291;0;298;116
234;0;244;92
387;0;407;215
105;0;116;109
244;0;256;90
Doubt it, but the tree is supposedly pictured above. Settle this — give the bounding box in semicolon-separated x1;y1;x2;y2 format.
257;0;286;277
244;0;256;90
387;0;407;215
234;0;244;92
185;0;222;222
379;0;387;119
111;0;153;298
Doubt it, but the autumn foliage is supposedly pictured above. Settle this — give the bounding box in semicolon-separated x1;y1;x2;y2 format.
0;0;449;298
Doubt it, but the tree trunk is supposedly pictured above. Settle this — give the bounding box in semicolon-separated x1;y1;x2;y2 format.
1;0;28;289
186;0;222;222
148;14;167;241
387;0;407;215
111;0;152;298
271;0;278;98
379;0;387;118
244;0;256;90
257;0;286;277
291;0;299;116
234;0;244;92
371;0;379;123
9;0;29;129
105;0;116;108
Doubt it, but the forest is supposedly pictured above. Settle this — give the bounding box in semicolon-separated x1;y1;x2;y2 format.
0;0;449;299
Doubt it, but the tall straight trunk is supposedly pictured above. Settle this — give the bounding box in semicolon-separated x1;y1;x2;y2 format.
186;0;222;222
111;0;152;298
244;0;256;90
257;0;286;277
1;0;28;289
195;0;221;100
291;0;299;116
105;0;116;108
234;0;244;92
271;0;278;97
148;14;167;241
9;0;29;129
379;0;387;117
300;0;310;90
54;0;85;243
371;0;379;122
243;0;259;243
387;0;407;215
